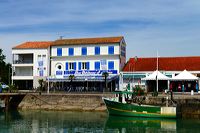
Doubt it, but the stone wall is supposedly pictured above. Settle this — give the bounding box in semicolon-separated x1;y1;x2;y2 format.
18;93;200;118
143;95;200;118
18;93;114;111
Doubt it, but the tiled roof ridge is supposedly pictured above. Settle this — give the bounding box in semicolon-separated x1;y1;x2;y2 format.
13;41;53;49
52;36;124;46
13;36;124;49
55;36;124;41
130;56;200;59
123;56;200;72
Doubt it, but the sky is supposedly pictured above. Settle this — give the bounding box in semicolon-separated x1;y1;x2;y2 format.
1;0;200;63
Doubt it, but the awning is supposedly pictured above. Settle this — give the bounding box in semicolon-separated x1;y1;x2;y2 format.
47;75;119;82
142;70;170;80
171;70;199;81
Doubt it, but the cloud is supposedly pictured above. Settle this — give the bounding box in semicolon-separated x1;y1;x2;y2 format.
1;0;200;63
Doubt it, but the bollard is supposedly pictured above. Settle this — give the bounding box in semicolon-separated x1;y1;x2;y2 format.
191;90;194;95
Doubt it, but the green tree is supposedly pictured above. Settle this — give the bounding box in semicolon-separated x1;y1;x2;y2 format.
102;72;109;92
38;79;44;92
0;49;11;84
0;49;5;63
69;74;75;91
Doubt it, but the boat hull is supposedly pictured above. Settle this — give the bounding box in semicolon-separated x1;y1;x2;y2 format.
103;98;176;118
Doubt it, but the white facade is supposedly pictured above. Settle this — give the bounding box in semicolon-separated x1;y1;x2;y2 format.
11;37;126;89
12;49;49;88
50;42;126;79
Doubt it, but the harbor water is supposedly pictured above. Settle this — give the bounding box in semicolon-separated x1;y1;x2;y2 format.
0;110;199;133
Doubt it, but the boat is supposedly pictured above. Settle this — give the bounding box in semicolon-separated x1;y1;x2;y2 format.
103;91;176;118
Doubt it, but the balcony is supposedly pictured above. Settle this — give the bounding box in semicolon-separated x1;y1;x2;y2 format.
12;66;33;80
13;54;33;65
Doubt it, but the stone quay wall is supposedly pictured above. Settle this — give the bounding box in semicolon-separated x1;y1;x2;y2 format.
18;93;200;118
143;94;200;118
18;93;114;111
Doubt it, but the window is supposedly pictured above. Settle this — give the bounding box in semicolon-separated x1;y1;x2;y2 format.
81;62;86;70
95;46;100;55
108;46;114;55
57;48;62;56
82;47;87;55
57;65;62;70
86;62;90;70
121;45;126;57
108;61;114;70
69;62;76;70
38;55;42;61
69;48;74;56
56;71;62;75
38;61;43;66
42;55;46;58
39;70;44;76
95;62;100;70
78;62;89;70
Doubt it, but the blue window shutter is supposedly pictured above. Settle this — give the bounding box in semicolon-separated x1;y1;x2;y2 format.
74;62;76;70
86;62;90;70
82;47;87;55
57;48;62;56
78;62;81;70
66;62;68;70
95;62;100;70
69;48;74;56
108;61;114;70
108;46;114;55
95;47;100;55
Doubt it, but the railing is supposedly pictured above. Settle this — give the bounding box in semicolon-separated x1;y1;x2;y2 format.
13;72;33;76
13;60;33;64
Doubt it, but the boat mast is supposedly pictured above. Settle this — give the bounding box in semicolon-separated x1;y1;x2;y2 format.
156;51;158;92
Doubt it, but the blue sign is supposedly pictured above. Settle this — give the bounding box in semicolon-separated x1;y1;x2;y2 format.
38;61;43;66
55;70;118;76
56;71;63;75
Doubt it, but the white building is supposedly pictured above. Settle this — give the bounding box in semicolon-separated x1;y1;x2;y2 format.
12;36;126;91
12;42;51;89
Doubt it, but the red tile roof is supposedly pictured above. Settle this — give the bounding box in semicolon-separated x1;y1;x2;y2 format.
123;57;200;72
13;41;52;49
52;36;124;46
13;36;124;49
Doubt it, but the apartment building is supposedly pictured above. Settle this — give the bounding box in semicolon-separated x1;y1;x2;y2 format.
12;36;126;91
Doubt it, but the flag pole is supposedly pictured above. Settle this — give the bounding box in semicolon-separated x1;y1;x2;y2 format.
156;51;158;92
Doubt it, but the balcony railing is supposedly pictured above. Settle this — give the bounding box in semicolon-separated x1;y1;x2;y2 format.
13;72;33;76
13;60;33;64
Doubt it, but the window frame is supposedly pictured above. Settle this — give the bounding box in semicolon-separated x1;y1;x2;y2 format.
69;62;74;70
81;62;87;70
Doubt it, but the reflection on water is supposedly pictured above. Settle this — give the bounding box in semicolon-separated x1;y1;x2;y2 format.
0;111;199;133
104;115;177;133
0;111;107;133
